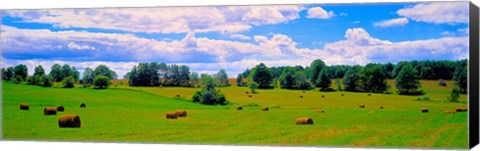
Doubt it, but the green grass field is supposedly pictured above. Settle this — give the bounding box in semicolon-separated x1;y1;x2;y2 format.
2;79;468;149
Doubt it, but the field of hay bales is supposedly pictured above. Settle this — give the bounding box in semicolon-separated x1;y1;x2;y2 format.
2;79;468;149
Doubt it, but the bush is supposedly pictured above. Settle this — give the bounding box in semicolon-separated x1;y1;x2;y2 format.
26;76;37;85
93;75;110;89
249;82;259;93
438;79;447;87
14;75;23;84
448;87;460;102
62;76;76;88
192;86;228;105
40;75;53;87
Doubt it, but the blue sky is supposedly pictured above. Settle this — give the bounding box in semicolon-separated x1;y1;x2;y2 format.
0;2;470;77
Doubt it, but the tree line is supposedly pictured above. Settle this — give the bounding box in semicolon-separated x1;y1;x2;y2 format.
1;64;117;89
236;59;468;95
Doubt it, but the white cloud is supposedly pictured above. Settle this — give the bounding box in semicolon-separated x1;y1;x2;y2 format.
228;34;251;40
1;26;469;78
373;18;409;27
4;5;304;34
397;2;469;24
67;42;95;50
306;7;335;19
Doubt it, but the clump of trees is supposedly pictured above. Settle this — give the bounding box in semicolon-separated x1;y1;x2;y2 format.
192;75;228;105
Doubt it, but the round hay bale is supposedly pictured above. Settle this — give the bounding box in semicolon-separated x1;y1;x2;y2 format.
444;110;456;114
80;103;86;108
20;103;29;110
421;108;429;113
321;95;325;98
359;104;365;108
176;110;187;117
44;107;57;115
314;110;324;113
261;107;269;111
58;114;81;128
245;91;249;94
368;93;371;96
341;94;344;96
295;117;313;125
302;90;306;93
456;108;467;112
379;106;384;109
248;94;253;98
57;106;65;112
299;95;303;98
236;106;243;110
166;112;178;119
175;94;181;97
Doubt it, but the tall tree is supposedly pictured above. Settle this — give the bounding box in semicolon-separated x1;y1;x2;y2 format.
14;64;28;80
50;64;63;82
71;66;80;81
61;64;72;79
395;64;422;95
250;63;273;88
94;65;116;80
316;69;331;91
215;69;230;87
453;65;467;94
309;59;326;87
82;67;95;84
34;65;45;76
342;65;362;92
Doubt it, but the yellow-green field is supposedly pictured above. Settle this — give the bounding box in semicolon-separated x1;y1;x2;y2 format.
2;79;468;149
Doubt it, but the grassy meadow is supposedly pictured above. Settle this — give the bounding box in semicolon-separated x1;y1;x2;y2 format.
2;79;468;149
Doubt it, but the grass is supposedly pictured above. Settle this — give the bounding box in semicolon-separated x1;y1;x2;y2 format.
2;79;468;149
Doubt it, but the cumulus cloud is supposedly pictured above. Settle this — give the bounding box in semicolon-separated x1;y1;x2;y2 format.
306;7;335;19
397;2;469;24
1;26;469;78
4;5;304;34
228;34;251;40
373;18;409;27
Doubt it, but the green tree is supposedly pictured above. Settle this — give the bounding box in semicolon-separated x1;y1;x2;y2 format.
14;75;24;84
316;69;331;91
309;59;327;87
236;74;245;86
453;65;467;94
94;65;116;80
14;64;28;80
62;76;76;88
50;64;63;82
447;87;460;102
214;69;230;87
93;75;110;89
34;65;45;76
249;82;259;93
250;63;273;88
362;65;388;93
71;66;80;81
82;67;95;84
342;66;362;92
395;64;422;95
39;75;53;87
61;64;72;79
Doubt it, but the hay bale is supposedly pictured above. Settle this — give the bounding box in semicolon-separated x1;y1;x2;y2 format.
57;106;65;112
368;93;371;96
302;90;306;93
261;107;269;111
421;108;429;113
175;94;181;97
456;108;468;112
295;117;314;125
20;103;29;110
245;91;249;94
299;95;303;98
44;107;57;115
236;106;243;110
80;103;86;108
359;104;365;108
321;95;325;98
314;110;324;113
248;94;253;98
176;110;187;117
166;112;178;119
444;110;456;114
58;114;81;128
341;94;344;96
379;106;384;109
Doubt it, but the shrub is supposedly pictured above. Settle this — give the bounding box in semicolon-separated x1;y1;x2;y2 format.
249;82;259;93
192;86;228;105
26;76;37;85
93;75;110;89
14;75;23;84
448;87;460;102
438;79;447;87
62;76;76;88
40;75;53;87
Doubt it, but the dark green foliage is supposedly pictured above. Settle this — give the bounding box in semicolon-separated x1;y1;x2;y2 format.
316;69;331;91
360;64;388;93
250;63;273;88
342;66;362;92
61;64;72;80
214;69;230;87
309;59;326;87
448;87;461;102
279;67;313;90
189;72;200;87
335;78;342;91
14;64;28;80
50;64;63;82
82;67;95;84
71;67;80;81
5;67;14;80
40;75;53;87
26;76;36;85
236;74;245;86
192;77;228;105
14;75;23;84
453;65;467;94
62;76;76;88
94;65;117;80
128;62;161;86
395;64;423;95
34;65;45;76
93;75;110;89
161;64;191;87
